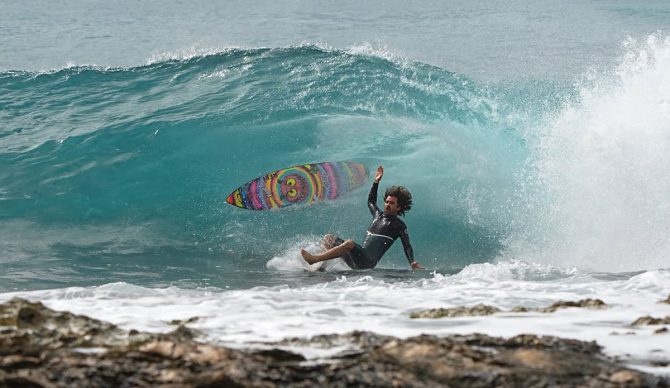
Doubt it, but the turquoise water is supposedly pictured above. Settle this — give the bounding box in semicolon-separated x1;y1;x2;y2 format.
1;1;670;291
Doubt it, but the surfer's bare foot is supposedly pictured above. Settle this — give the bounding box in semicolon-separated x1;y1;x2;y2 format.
301;249;317;265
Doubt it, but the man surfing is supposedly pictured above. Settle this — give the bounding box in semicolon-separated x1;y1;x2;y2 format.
301;166;424;270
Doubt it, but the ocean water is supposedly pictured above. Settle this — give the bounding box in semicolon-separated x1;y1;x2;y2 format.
2;0;670;374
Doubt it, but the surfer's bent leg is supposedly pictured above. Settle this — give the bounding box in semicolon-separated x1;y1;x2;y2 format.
302;239;355;265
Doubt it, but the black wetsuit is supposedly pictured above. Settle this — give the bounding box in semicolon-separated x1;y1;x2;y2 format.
336;182;415;269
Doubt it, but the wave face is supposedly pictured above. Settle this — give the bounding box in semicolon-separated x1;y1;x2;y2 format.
1;40;669;289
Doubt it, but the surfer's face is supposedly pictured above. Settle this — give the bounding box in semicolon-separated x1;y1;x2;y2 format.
383;195;401;216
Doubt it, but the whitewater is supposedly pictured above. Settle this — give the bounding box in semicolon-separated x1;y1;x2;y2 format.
1;0;669;376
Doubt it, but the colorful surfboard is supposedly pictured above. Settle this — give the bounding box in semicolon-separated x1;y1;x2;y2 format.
226;161;368;210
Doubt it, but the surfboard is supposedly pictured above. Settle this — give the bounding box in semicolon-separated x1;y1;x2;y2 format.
226;161;368;210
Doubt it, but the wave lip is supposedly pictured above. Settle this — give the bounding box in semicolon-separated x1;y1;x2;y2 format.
503;34;670;272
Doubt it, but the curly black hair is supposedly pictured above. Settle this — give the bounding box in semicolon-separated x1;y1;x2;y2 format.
384;186;412;216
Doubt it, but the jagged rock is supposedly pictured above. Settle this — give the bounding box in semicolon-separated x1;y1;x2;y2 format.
251;348;307;362
277;330;393;350
164;324;202;341
660;294;670;304
538;299;607;313
631;316;670;326
654;327;668;334
0;298;666;387
169;316;199;326
414;299;607;319
410;303;501;319
0;298;128;354
513;299;608;314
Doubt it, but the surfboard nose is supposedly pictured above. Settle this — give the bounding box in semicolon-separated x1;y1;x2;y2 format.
226;193;235;205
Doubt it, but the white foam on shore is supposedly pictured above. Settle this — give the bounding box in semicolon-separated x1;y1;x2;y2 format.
1;261;669;375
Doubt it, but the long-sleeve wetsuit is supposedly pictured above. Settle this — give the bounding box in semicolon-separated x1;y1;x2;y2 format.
337;181;415;269
361;181;415;265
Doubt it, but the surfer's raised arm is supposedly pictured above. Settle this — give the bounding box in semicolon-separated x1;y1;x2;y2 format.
368;166;384;215
374;165;384;183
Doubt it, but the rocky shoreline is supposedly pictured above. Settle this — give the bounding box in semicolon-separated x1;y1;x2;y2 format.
1;298;668;387
409;298;608;319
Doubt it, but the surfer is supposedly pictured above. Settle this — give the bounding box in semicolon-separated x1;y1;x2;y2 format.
301;166;424;270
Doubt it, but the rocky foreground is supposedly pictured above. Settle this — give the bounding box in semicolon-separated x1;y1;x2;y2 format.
0;298;668;387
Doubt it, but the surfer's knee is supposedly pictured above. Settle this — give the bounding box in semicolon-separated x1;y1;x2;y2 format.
341;239;355;251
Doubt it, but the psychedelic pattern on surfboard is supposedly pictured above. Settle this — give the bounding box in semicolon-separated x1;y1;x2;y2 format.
226;161;368;210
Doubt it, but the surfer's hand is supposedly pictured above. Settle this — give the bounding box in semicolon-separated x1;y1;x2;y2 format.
374;166;384;183
410;261;424;270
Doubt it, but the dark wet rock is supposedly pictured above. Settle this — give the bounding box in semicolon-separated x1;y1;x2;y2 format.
538;298;607;313
169;316;199;326
512;299;608;313
165;323;203;342
654;327;669;334
0;298;128;354
251;348;307;362
414;299;607;319
410;303;501;319
279;330;394;350
661;294;670;304
0;298;667;387
632;316;670;326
